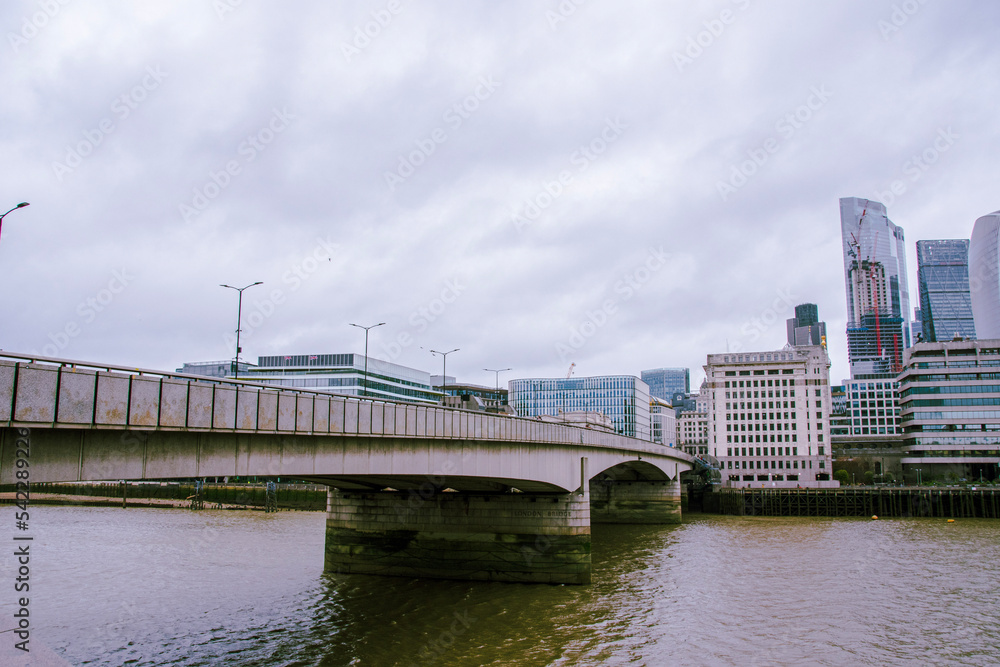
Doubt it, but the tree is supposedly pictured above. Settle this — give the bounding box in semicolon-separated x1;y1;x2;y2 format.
833;469;850;485
864;470;875;485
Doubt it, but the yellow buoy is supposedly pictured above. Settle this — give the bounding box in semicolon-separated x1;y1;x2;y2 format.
947;519;955;523
871;515;878;520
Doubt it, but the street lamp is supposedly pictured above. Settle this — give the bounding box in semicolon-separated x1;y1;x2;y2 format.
0;202;30;244
220;282;263;379
426;348;459;397
349;322;385;398
484;367;511;391
915;468;922;487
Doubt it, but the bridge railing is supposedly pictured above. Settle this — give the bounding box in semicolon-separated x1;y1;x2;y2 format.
0;352;690;458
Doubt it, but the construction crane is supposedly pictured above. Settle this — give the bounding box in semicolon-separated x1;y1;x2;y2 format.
566;362;576;379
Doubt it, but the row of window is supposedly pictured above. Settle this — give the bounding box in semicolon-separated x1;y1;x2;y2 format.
726;460;823;470
725;390;797;400
728;474;801;481
728;446;800;456
901;384;1000;397
905;398;1000;408
728;434;815;443
848;426;898;435
724;378;797;388
904;450;1000;458
915;359;1000;369
906;373;1000;382
903;411;1000;421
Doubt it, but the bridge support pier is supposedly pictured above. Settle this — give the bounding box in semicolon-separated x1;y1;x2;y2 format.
324;488;592;584
589;478;682;524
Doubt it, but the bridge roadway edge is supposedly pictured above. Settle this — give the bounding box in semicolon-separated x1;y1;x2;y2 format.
0;353;694;583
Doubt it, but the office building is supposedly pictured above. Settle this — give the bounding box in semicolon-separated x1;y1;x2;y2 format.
898;339;1000;483
650;397;677;447
242;353;441;404
703;346;836;488
786;303;828;347
641;367;690;401
839;378;902;439
435;380;511;414
177;360;254;378
677;408;708;456
969;211;1000;339
840;197;912;377
508;375;651;440
916;239;976;342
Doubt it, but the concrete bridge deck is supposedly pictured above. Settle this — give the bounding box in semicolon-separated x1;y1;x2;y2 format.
1;352;694;583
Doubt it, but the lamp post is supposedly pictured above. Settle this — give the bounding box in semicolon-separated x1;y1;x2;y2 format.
0;202;30;245
427;348;459;398
349;322;385;398
915;467;922;487
483;367;511;391
220;282;263;378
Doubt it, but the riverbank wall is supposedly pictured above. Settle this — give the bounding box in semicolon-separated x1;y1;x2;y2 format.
703;487;1000;518
0;481;328;510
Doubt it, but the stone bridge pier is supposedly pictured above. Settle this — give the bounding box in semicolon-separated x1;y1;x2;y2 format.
324;461;683;584
324;488;593;584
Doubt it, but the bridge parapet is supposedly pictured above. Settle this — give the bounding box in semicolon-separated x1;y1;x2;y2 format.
0;354;686;460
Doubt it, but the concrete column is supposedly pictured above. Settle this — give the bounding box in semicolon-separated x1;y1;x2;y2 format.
324;489;592;584
589;478;682;524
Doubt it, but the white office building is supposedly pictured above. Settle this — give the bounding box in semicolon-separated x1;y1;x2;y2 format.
704;346;837;488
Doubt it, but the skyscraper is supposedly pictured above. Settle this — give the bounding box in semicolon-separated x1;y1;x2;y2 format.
916;239;976;342
969;210;1000;339
786;303;827;347
640;367;690;401
840;197;912;377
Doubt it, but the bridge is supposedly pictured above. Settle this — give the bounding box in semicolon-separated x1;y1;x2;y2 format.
0;353;694;584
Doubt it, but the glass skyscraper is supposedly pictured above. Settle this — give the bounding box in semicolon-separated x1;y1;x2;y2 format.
969;210;1000;339
916;239;976;342
640;367;690;401
509;375;651;440
840;197;912;377
786;303;827;347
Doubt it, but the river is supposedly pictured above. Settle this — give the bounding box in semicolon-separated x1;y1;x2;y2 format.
3;506;998;666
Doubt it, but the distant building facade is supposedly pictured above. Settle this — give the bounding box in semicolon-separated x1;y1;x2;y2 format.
704;346;836;488
916;239;976;342
650;397;677;447
436;380;510;413
177;360;253;378
786;303;827;347
898;339;1000;483
969;211;1000;339
508;375;651;440
677;409;708;456
641;367;690;401
840;197;912;377
242;353;440;404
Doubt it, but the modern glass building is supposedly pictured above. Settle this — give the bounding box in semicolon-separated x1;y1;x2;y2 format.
508;375;651;440
969;210;1000;339
916;240;976;342
840;197;912;377
640;367;690;401
841;379;901;437
898;339;1000;483
786;302;827;347
242;353;441;404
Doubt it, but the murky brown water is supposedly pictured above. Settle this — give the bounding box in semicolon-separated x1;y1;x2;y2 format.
3;506;999;665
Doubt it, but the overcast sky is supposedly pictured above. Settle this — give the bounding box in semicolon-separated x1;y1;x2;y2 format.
2;0;997;390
